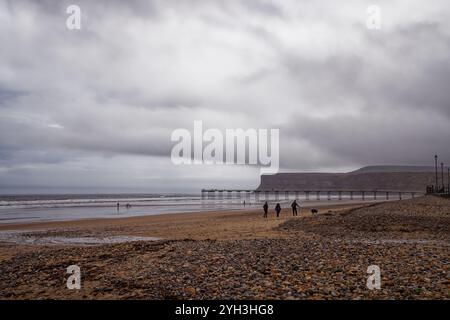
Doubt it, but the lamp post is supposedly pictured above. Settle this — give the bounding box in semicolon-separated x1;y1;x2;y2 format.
434;155;438;192
441;163;444;192
448;168;450;195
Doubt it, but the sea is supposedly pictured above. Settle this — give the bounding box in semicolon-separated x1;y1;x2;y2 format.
0;192;399;224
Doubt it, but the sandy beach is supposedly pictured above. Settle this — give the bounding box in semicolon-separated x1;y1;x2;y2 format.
0;202;367;240
0;197;448;299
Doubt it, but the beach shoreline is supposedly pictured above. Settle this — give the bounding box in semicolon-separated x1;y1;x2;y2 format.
0;194;391;225
0;196;448;300
0;201;374;235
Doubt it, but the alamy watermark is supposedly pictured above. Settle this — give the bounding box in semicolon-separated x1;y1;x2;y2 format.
366;265;381;290
171;121;279;174
66;265;81;290
66;5;82;30
65;4;380;32
366;5;381;30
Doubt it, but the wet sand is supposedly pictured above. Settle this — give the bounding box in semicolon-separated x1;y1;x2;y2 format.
0;202;369;241
0;202;367;265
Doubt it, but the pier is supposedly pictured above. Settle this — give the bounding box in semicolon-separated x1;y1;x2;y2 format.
200;189;423;201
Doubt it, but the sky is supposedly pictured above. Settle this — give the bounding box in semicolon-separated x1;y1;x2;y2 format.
0;0;449;194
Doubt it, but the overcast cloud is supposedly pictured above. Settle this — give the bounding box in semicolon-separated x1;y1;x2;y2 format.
0;0;449;193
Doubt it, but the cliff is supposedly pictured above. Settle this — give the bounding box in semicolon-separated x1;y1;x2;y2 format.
256;166;443;192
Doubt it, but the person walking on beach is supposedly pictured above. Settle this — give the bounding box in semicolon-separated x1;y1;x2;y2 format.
275;203;281;218
263;201;268;218
116;202;120;211
291;200;300;216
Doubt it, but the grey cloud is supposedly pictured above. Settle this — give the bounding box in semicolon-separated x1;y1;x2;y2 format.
0;0;449;191
0;89;24;105
239;0;283;17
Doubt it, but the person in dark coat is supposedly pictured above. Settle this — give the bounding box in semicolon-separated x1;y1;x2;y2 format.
291;200;300;216
263;201;268;218
275;203;281;218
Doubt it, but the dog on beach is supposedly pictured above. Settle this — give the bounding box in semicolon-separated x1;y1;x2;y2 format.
311;208;318;215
